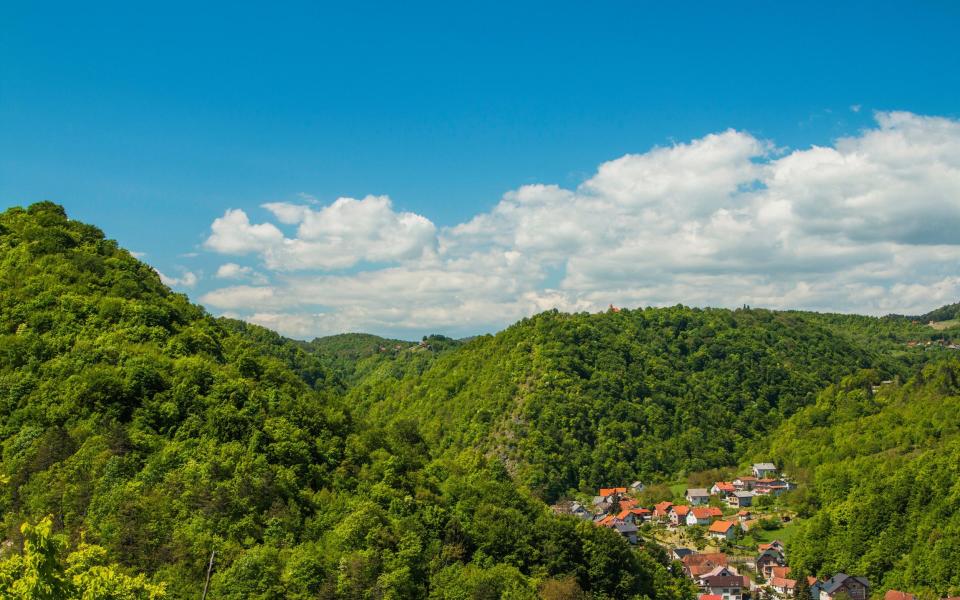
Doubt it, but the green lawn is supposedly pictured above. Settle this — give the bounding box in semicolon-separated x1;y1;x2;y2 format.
669;483;688;499
750;519;802;545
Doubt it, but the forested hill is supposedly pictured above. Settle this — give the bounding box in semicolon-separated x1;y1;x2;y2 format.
348;306;927;501
0;202;698;598
758;359;960;597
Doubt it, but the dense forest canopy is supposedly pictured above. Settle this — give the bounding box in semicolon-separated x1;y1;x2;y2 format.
0;202;698;598
0;202;957;598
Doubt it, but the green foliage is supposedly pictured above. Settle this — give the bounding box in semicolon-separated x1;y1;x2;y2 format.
349;306;915;500
0;515;165;599
762;359;960;597
0;203;694;598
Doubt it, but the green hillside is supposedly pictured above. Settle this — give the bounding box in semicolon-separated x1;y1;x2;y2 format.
348;306;925;501
759;360;960;598
0;203;694;599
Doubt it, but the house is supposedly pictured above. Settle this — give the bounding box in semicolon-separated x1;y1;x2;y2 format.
700;595;723;600
683;553;729;578
654;501;674;522
687;507;718;526
619;498;639;510
819;574;870;600
672;547;695;561
552;500;592;520
631;480;645;492
736;510;752;522
711;482;736;495
728;491;754;508
599;486;628;498
733;476;758;490
612;520;639;544
756;547;786;579
701;574;744;600
616;509;638;524
770;567;792;580
671;505;691;526
884;591;916;600
759;540;786;553
753;463;778;478
686;488;711;505
708;520;738;541
771;577;798;597
631;508;652;522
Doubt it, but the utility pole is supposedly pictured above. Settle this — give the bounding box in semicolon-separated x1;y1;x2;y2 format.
201;550;216;600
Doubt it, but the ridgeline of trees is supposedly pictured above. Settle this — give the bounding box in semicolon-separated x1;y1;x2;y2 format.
347;306;922;501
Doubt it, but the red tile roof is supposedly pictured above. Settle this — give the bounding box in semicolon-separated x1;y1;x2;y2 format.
673;505;691;516
699;595;723;600
599;487;627;496
771;567;792;579
690;507;718;520
884;592;916;600
772;577;797;589
708;520;736;533
714;482;735;492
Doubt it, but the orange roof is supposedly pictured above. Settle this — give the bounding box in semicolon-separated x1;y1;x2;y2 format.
654;501;674;515
599;487;627;496
736;510;751;516
758;541;784;552
708;520;736;533
617;509;632;520
683;553;728;567
771;567;792;579
772;577;797;589
736;476;758;481
691;507;717;520
619;498;639;509
884;592;916;600
632;508;651;515
673;505;691;516
700;595;723;600
714;482;735;491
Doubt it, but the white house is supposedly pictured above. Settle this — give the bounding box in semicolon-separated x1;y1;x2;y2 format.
686;488;710;505
752;463;777;478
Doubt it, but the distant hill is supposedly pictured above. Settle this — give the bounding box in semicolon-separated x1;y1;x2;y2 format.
349;306;928;501
916;301;960;324
759;359;960;597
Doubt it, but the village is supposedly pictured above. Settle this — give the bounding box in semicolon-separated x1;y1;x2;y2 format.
552;463;930;600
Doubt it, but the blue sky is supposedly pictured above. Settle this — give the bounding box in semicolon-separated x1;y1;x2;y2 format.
3;1;960;338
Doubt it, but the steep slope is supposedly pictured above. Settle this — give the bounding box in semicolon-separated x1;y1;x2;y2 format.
349;306;924;500
0;203;693;599
758;359;960;598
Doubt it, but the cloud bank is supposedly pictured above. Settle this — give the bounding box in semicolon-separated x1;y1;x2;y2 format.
196;112;960;338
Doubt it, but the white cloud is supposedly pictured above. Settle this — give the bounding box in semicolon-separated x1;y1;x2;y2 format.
215;262;269;284
197;112;960;338
157;269;199;288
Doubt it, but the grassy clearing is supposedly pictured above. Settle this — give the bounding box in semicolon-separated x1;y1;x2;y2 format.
929;319;959;331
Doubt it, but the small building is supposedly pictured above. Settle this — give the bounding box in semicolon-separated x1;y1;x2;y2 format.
654;501;674;522
884;591;916;600
772;577;798;597
701;575;743;600
752;463;778;478
631;480;645;492
728;491;754;508
687;507;720;526
711;482;736;495
683;552;730;578
686;488;711;505
671;505;692;526
819;574;869;600
736;510;752;522
757;547;786;580
708;520;738;541
672;547;695;561
733;476;758;490
612;520;639;544
599;486;627;499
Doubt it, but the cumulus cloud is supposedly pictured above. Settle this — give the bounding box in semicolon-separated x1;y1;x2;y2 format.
215;262;269;284
157;269;199;288
198;112;960;338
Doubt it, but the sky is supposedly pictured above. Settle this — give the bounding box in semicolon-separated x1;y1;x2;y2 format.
2;1;960;339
